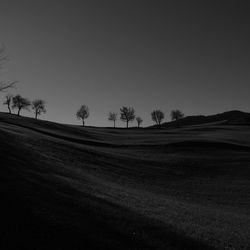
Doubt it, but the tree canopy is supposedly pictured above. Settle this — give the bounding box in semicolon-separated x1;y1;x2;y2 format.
170;109;184;121
136;117;143;128
108;112;118;128
12;95;31;116
32;99;46;119
120;106;135;128
76;105;89;126
151;110;164;126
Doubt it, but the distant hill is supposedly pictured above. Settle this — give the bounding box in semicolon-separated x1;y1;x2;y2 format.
150;110;250;128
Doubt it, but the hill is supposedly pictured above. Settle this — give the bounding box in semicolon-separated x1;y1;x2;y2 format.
1;112;250;249
151;110;250;128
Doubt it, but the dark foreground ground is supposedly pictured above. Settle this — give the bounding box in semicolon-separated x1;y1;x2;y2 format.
0;113;250;249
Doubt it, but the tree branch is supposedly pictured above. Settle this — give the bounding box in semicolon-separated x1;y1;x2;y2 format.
0;81;18;92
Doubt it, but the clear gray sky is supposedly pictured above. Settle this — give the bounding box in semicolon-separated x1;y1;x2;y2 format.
0;0;249;127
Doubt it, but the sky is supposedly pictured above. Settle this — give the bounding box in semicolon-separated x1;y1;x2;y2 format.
0;0;249;127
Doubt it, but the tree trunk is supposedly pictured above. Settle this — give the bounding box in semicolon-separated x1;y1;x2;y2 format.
17;108;21;116
35;112;38;119
114;121;115;128
82;119;85;126
126;120;128;128
8;106;11;114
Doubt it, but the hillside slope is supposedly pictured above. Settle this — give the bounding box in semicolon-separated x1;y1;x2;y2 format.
152;110;250;128
1;113;250;249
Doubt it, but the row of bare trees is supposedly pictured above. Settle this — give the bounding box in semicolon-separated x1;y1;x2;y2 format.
2;96;183;126
151;109;184;126
76;106;143;128
1;94;182;126
1;44;46;119
3;94;46;119
76;105;184;128
1;48;184;126
107;107;143;128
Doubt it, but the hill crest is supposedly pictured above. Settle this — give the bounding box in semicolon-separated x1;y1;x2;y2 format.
151;110;250;128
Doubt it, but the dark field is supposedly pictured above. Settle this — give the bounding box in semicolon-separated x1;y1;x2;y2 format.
0;113;250;249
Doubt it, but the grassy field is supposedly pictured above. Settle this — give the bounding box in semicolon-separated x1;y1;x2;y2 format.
1;112;250;249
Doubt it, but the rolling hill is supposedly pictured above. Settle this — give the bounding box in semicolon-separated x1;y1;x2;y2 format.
151;110;250;128
1;112;250;249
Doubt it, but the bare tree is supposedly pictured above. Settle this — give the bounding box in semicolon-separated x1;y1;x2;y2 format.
136;117;143;128
108;112;117;128
151;109;164;127
120;106;135;128
32;99;46;119
170;109;184;121
3;94;13;113
0;47;17;92
12;95;31;116
76;105;89;126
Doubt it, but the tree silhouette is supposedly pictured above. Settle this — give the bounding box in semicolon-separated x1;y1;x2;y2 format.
108;112;117;128
136;117;143;128
3;94;12;114
170;109;184;121
76;105;89;126
120;106;135;128
32;99;46;119
0;47;17;92
12;95;31;116
151;110;164;127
